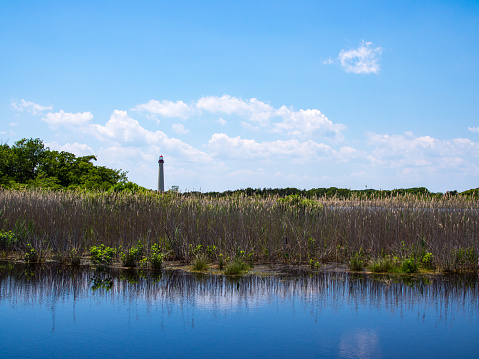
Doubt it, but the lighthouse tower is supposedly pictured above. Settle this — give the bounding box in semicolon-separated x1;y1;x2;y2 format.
158;155;164;192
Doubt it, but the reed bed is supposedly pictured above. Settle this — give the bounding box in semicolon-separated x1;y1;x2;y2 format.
0;189;478;272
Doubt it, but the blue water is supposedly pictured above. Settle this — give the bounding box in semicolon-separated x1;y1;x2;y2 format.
1;263;478;358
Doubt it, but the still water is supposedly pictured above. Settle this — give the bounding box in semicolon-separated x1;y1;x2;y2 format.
0;262;478;359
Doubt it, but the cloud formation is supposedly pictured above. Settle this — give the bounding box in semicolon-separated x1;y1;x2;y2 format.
325;41;382;74
172;123;190;135
132;99;192;119
42;110;93;129
12;99;52;115
207;133;355;161
367;132;479;173
135;95;346;140
11;98;479;191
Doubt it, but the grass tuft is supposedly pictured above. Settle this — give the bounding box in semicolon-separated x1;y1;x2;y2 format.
192;254;209;271
224;258;248;275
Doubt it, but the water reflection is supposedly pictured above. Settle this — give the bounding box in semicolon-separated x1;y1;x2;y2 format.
339;329;381;359
1;262;477;323
0;262;478;358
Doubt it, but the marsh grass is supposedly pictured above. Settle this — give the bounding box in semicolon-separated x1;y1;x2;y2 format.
348;251;365;271
368;256;401;273
0;189;478;272
224;258;249;275
192;254;209;271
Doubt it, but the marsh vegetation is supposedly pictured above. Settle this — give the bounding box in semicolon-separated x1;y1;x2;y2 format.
0;189;478;274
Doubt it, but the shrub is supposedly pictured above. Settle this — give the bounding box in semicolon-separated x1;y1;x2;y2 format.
24;243;38;263
149;243;164;270
206;245;217;260
90;244;116;266
401;257;419;273
0;230;18;250
421;252;434;270
121;240;144;267
348;251;364;271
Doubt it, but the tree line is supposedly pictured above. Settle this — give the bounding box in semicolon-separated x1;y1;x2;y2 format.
202;186;478;199
1;137;477;197
0;138;140;191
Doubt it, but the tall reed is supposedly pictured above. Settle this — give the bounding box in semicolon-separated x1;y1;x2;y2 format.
0;189;478;271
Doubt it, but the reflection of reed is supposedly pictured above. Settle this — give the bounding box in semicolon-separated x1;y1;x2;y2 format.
1;262;478;323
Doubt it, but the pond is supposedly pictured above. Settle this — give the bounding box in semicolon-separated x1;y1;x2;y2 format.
0;262;478;358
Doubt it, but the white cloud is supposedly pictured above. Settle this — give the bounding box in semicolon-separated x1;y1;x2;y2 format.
131;95;345;140
88;110;212;163
195;95;345;139
207;133;355;161
12;99;53;115
273;106;346;139
367;132;479;171
42;110;93;129
132;99;192;119
197;95;274;125
468;126;479;133
172;123;190;134
336;41;382;74
46;141;94;156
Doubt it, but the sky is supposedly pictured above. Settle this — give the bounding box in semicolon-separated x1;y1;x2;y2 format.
1;0;479;192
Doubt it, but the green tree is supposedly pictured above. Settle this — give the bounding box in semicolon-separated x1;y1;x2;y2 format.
10;138;46;183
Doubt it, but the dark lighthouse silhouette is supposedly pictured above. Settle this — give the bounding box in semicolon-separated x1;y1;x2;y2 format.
158;155;164;192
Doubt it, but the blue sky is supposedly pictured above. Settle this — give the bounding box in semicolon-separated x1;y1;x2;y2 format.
1;0;478;192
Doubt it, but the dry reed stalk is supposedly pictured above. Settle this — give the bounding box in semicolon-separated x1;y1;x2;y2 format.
0;189;477;270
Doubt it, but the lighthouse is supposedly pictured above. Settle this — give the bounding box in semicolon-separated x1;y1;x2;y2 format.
158;155;164;192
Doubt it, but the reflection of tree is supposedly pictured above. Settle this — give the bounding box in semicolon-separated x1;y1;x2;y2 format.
91;275;114;291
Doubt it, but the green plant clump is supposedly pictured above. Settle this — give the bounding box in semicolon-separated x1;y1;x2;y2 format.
0;230;18;250
368;255;400;273
224;258;248;275
121;240;144;267
24;243;38;263
149;243;164;269
421;252;434;270
348;251;364;271
90;244;116;266
192;254;209;271
401;257;419;273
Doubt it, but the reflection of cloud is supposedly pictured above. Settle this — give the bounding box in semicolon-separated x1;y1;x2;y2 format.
338;329;381;359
